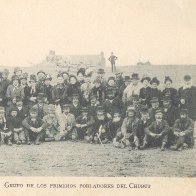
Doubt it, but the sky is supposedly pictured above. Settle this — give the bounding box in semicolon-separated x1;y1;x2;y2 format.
0;0;196;67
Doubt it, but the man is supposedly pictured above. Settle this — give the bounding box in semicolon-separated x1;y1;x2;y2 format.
0;69;11;107
36;70;46;94
88;94;99;118
57;104;77;141
115;72;124;90
91;79;105;104
52;74;69;107
171;109;194;151
105;76;118;97
108;52;118;72
96;68;107;89
113;106;140;149
93;106;110;144
69;94;81;118
177;75;196;121
75;107;95;141
119;75;131;100
14;67;22;78
148;97;160;121
20;73;28;89
22;107;47;145
141;109;169;151
44;74;53;104
123;73;141;104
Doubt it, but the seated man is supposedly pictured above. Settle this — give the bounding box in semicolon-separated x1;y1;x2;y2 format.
93;106;110;144
22;107;47;145
42;104;61;141
0;107;12;145
57;104;77;141
113;106;140;149
75;107;95;142
141;108;169;151
171;109;194;151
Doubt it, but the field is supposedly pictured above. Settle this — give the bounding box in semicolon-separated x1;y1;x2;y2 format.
0;141;195;177
0;64;196;177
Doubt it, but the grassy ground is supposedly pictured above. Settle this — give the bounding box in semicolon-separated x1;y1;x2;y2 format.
0;141;195;177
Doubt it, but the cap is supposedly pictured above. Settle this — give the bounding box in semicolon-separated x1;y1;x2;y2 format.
90;94;97;100
62;104;71;110
127;105;135;112
162;95;172;102
150;97;159;103
37;93;46;101
11;75;19;81
124;75;131;82
140;105;149;113
108;76;115;82
9;106;18;112
72;93;79;99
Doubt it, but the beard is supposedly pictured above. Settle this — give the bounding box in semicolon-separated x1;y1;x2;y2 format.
180;117;187;123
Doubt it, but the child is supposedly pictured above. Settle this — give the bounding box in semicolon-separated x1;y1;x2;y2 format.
22;107;47;145
69;94;81;118
0;107;12;145
75;107;95;142
7;106;25;145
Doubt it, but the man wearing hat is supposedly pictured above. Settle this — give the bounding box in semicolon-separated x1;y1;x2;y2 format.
108;52;118;72
113;106;140;149
36;70;46;94
119;75;131;100
0;106;12;145
177;75;196;121
115;72;124;90
20;73;28;89
6;75;24;108
103;89;124;120
142;108;169;151
96;68;107;89
14;67;22;78
162;76;177;107
75;107;95;141
148;97;160;121
139;75;151;106
148;77;162;104
91;79;105;104
57;104;77;141
24;74;38;110
61;71;69;86
7;106;25;145
22;107;47;145
69;94;81;118
123;73;142;104
77;69;85;87
93;106;110;144
15;96;28;119
171;109;194;151
105;76;118;98
32;93;47;119
0;69;11;107
43;104;61;141
44;74;53;104
88;94;100;118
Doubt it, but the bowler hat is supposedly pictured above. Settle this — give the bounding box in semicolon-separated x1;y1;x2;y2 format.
141;75;151;83
97;68;105;74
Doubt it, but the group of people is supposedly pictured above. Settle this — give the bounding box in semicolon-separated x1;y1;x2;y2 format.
0;66;195;151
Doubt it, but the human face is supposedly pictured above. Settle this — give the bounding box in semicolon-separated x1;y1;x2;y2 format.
57;76;64;84
30;112;37;118
2;72;8;79
141;112;148;120
73;97;79;105
38;73;45;80
11;111;17;117
165;81;172;88
97;111;104;120
180;113;187;120
77;73;84;82
95;82;101;88
108;94;114;100
16;70;22;77
85;76;91;83
143;80;149;87
63;108;70;114
0;110;5;117
63;73;69;81
82;111;88;117
90;97;96;105
13;80;19;86
184;80;191;86
16;101;23;107
151;83;158;89
151;102;159;109
155;113;163;121
21;79;27;85
70;77;76;85
127;111;134;118
132;79;138;85
108;79;115;86
125;81;131;86
163;100;171;108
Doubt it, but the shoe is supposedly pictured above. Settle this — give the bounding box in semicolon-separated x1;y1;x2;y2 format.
35;141;41;145
21;140;26;144
178;146;183;151
140;144;146;150
170;145;178;151
161;142;166;151
7;140;12;146
182;143;188;149
135;146;139;150
27;141;31;145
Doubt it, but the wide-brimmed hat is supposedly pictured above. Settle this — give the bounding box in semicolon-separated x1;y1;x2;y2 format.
37;70;45;75
150;77;160;85
131;73;139;80
141;75;151;83
97;68;105;74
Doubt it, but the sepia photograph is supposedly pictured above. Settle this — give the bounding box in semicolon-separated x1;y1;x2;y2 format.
0;0;195;182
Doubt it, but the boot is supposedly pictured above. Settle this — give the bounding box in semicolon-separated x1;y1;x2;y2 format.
161;142;166;151
7;140;12;146
140;142;147;150
16;140;21;145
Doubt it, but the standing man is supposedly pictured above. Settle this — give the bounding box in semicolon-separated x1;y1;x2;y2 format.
108;52;118;72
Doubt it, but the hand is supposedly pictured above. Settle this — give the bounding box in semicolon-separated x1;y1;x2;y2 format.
14;128;19;132
0;98;2;101
76;124;81;128
36;127;42;133
29;97;36;102
106;113;112;119
81;124;87;128
134;136;138;143
174;132;180;136
101;129;105;133
150;133;156;137
180;99;185;104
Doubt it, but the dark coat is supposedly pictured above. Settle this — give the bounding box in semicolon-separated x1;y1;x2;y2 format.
67;84;81;102
45;85;53;104
7;115;23;131
177;86;196;120
0;79;11;106
148;88;162;104
69;104;81;118
24;86;38;109
139;86;151;106
52;84;68;106
162;87;177;106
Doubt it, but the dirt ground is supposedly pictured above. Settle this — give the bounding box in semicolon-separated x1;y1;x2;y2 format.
0;141;195;177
